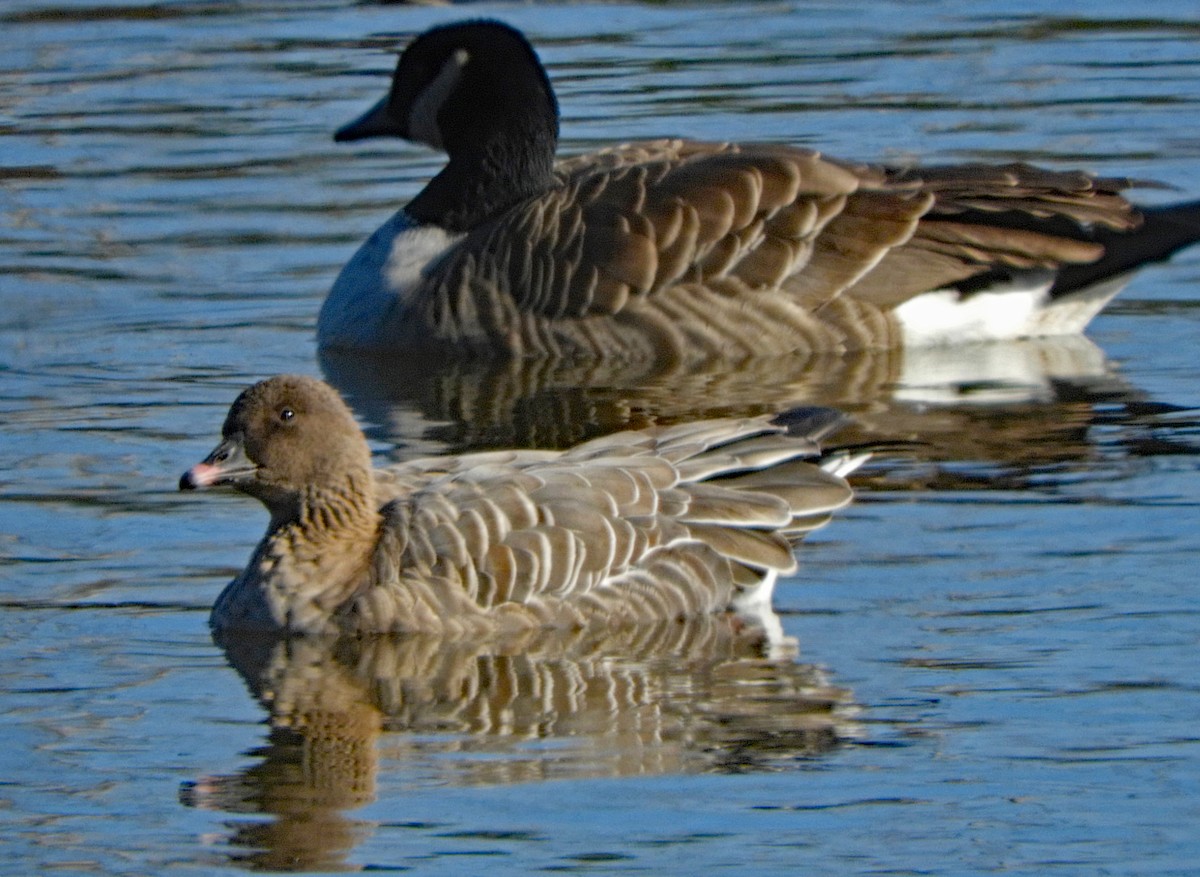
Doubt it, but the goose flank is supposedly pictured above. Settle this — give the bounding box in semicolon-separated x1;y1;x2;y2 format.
181;375;867;636
320;20;1200;362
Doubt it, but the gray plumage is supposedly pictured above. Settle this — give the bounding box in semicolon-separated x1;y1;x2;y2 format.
181;375;865;636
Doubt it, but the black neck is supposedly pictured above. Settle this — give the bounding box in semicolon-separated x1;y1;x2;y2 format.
407;135;556;232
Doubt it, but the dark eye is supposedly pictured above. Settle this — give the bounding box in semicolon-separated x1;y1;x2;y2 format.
279;407;295;423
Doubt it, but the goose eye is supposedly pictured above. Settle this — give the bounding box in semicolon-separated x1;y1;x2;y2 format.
279;407;295;423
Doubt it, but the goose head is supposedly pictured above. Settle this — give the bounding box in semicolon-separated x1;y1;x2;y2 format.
180;375;374;527
334;20;561;230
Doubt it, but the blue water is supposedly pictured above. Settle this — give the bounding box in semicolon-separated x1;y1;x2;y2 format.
2;1;1199;874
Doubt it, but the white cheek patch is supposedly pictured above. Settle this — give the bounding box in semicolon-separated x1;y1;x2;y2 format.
408;48;470;150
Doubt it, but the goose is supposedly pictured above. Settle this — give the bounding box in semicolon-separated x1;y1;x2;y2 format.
180;375;867;636
320;19;1200;362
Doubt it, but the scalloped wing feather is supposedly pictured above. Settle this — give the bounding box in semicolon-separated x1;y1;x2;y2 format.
414;143;1149;354
831;161;1143;308
424;141;874;324
352;412;863;633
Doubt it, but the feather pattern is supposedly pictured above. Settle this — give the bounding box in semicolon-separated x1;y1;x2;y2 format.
320;21;1200;360
181;376;864;637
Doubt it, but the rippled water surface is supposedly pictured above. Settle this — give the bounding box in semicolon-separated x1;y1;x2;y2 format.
3;1;1200;874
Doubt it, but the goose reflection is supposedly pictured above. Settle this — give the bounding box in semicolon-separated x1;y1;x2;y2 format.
320;335;1187;485
182;616;857;870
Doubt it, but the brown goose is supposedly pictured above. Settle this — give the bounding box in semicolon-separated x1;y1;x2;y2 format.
180;375;866;636
320;19;1200;362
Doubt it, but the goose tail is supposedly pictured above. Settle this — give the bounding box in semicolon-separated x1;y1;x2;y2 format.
1051;198;1200;297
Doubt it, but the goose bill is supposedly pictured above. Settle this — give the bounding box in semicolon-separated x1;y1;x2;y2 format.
334;95;401;143
180;437;257;491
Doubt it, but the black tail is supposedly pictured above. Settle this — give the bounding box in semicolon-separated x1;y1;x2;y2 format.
1052;199;1200;297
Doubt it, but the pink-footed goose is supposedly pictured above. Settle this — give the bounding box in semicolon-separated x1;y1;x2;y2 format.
321;19;1200;363
180;375;866;636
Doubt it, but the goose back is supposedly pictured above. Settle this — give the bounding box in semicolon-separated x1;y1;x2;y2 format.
322;20;1200;361
185;377;864;637
348;413;860;636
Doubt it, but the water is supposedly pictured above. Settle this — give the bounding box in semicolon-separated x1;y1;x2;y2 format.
2;1;1199;873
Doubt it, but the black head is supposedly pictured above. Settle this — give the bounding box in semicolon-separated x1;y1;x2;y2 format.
334;19;559;157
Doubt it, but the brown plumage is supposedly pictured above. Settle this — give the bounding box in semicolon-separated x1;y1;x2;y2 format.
181;375;865;636
426;143;1141;358
319;20;1200;361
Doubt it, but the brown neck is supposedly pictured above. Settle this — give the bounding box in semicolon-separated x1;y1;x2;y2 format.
287;470;379;549
264;470;382;612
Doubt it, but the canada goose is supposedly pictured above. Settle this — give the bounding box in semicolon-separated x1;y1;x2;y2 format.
181;375;866;636
321;20;1200;362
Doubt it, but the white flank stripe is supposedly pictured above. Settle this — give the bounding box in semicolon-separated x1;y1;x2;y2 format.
896;273;1132;347
895;281;1052;347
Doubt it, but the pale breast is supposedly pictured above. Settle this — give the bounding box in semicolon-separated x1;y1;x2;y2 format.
318;210;465;349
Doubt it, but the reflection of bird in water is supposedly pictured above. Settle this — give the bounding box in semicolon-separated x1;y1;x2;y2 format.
182;618;858;870
322;19;1200;361
181;376;866;637
321;344;904;455
323;335;1191;493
